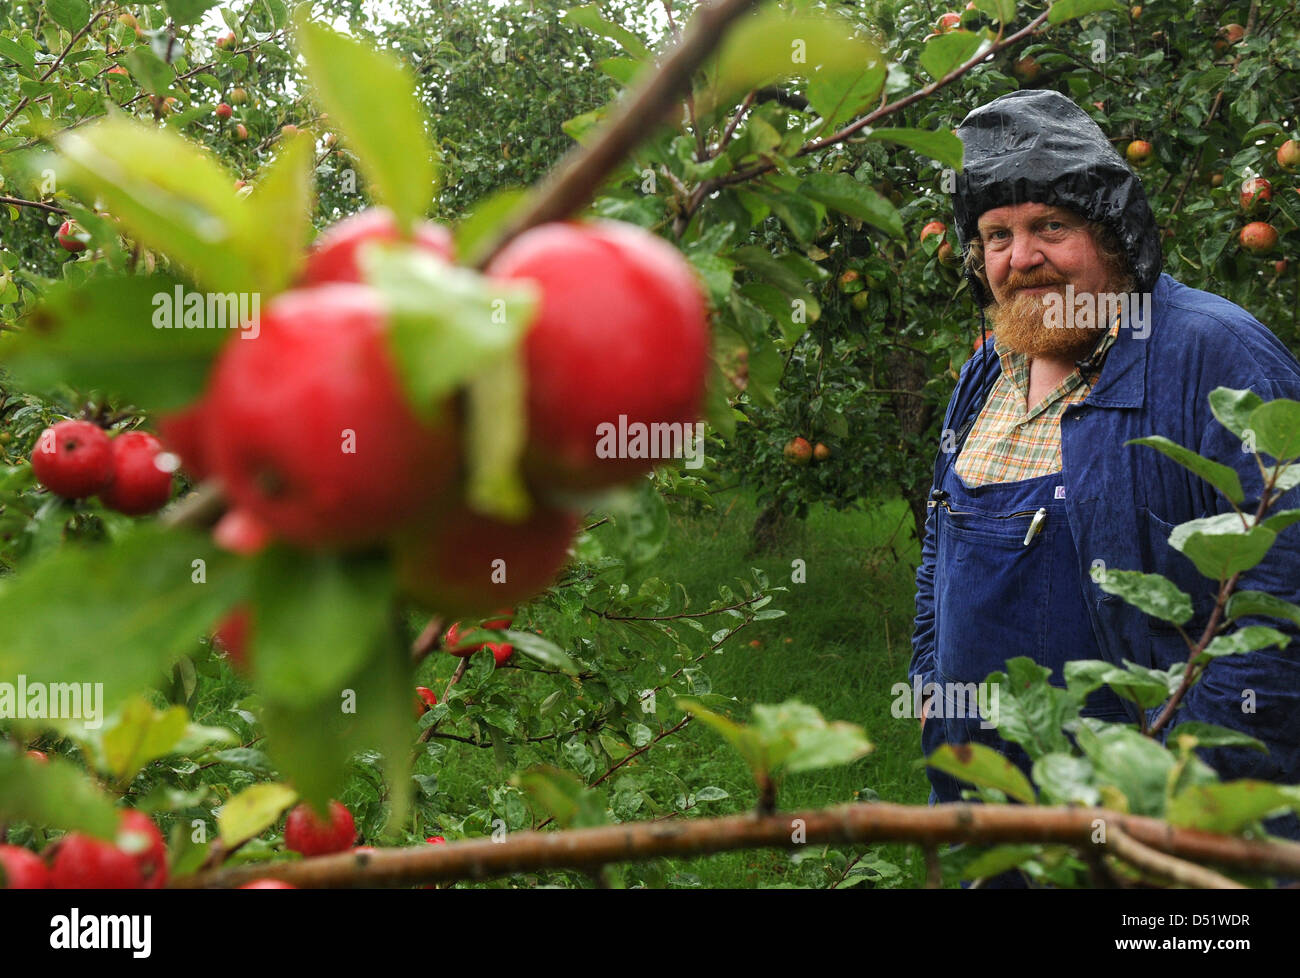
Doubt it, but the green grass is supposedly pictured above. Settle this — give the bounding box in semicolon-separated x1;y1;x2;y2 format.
426;488;935;888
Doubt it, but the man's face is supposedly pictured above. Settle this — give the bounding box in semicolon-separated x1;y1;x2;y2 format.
977;202;1121;361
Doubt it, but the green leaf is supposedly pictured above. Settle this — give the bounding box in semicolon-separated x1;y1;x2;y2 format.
798;172;902;238
1197;625;1289;663
805;62;885;128
865;128;965;171
294;14;437;223
218;782;298;848
3;273;229;411
563;5;649;60
501;629;580;675
1209;387;1263;441
1074;724;1174;816
0;526;247;715
599;478;670;567
0;750;119;839
961;844;1038;880
1125;436;1244;505
676;697;770;782
1167;781;1298;834
1247;399;1300;462
763;191;823;244
1225;590;1300;629
1095;568;1193;626
43;117;265;293
1169;515;1277;581
372;249;537;415
750;700;873;774
1099;663;1174;709
704;12;879;114
102;697;190;783
46;0;91;32
464;349;531;521
250;548;395;707
919;31;982;84
513;766;609;828
165;0;219;27
1032;753;1100;806
260;621;412;822
243;132;315;293
1167;722;1267;753
455;188;529;267
927;742;1036;804
1048;0;1127;24
986;658;1077;760
975;0;1017;23
122;46;174;96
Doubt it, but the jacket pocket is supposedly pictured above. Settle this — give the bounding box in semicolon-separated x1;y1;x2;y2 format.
1138;507;1217;639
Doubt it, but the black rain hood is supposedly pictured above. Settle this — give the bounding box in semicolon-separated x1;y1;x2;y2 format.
951;89;1163;307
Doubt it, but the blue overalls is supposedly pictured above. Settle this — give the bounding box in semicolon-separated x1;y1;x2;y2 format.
919;405;1130;886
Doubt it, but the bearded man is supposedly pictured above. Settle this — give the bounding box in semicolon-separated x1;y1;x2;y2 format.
908;90;1300;857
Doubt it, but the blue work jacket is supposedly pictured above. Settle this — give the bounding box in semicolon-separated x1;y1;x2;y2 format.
910;273;1300;796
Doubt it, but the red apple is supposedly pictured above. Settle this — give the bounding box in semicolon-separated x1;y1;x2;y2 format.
1125;140;1154;167
1240;221;1278;253
1240;176;1272;212
56;220;86;253
31;420;114;499
284;800;356;857
783;437;812;465
300;207;453;286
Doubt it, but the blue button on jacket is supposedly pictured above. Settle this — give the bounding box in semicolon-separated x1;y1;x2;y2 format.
910;273;1300;809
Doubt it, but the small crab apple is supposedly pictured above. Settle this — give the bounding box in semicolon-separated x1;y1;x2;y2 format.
215;102;233;120
1125;140;1153;167
201;284;459;547
213;607;252;672
1240;221;1278;253
25;749;48;763
1240;177;1272;213
118;809;168;889
99;431;174;515
212;508;272;555
230;87;248;104
31;420;114;499
936;12;961;32
284;801;356;857
1277;140;1300;171
485;220;711;492
920;220;947;248
414;686;439;716
157;401;211;481
490;642;514;666
426;836;446;845
50;834;141;888
0;845;49;889
783;437;812;465
56;220;86;253
299;207;453;286
397;504;579;618
50;810;166;889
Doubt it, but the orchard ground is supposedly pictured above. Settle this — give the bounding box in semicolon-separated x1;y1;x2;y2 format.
427;491;929;889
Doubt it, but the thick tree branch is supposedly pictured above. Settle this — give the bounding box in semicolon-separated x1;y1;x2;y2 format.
174;802;1300;888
